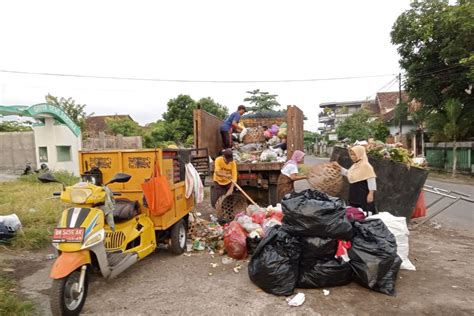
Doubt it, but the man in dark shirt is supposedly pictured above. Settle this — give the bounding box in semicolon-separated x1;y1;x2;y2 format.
220;105;246;148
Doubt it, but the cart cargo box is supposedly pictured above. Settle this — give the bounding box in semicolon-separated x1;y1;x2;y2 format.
79;149;195;230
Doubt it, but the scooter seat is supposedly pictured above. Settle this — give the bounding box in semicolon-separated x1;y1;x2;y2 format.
112;199;139;222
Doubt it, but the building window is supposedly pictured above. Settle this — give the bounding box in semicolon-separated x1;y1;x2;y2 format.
39;147;48;162
56;146;72;162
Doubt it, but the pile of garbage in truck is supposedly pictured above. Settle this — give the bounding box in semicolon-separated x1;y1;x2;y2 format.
232;123;289;163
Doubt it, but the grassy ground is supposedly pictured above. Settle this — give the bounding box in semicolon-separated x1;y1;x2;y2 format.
0;172;78;250
0;172;78;314
0;273;35;316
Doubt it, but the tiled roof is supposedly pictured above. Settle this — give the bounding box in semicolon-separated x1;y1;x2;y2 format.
361;100;380;114
319;100;368;108
376;91;409;114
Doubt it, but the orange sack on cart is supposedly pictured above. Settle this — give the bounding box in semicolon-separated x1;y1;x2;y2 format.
142;157;174;216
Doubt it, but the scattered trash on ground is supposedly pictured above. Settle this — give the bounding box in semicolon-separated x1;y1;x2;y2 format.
222;256;234;265
0;214;22;242
323;289;330;296
188;212;225;253
286;293;305;307
45;254;57;260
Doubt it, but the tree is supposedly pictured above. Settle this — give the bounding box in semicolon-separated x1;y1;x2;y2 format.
0;120;32;132
162;95;197;144
370;119;390;142
244;89;281;111
426;99;470;177
336;110;390;143
159;94;230;146
196;97;229;120
143;120;175;148
336;110;373;142
391;0;474;137
105;116;142;136
45;94;92;131
304;130;321;152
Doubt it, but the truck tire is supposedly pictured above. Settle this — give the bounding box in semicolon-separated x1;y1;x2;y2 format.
170;219;187;254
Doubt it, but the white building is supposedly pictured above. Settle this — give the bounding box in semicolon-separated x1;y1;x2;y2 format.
0;104;82;175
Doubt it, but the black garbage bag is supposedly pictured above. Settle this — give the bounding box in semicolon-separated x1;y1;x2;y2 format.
246;236;262;256
348;219;402;296
297;258;353;289
282;189;353;240
248;226;301;296
300;236;337;264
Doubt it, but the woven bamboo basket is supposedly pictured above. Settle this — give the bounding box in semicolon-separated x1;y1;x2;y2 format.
307;162;343;197
215;193;248;222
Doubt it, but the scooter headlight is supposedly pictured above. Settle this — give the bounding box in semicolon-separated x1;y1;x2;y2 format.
71;188;92;204
82;229;105;249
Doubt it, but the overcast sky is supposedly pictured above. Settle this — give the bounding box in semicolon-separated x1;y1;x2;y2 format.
0;0;412;131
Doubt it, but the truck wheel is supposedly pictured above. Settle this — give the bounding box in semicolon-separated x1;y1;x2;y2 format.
170;219;187;254
50;269;88;316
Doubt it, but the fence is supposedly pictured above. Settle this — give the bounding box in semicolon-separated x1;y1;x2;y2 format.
425;142;473;173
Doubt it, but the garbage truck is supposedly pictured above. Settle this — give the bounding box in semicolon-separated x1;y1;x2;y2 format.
193;105;304;205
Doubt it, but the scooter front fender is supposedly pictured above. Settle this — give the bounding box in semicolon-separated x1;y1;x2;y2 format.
50;251;91;279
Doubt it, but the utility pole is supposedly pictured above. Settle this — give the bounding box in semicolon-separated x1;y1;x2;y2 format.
398;73;403;141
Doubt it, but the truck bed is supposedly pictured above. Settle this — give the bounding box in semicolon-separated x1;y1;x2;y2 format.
237;162;284;171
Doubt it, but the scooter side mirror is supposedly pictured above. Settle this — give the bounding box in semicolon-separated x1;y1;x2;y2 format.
105;173;132;185
38;173;61;184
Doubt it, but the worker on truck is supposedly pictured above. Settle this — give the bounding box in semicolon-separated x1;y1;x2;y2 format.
220;105;246;148
211;149;238;209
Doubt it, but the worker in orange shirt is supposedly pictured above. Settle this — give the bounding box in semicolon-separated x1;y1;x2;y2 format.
211;149;238;208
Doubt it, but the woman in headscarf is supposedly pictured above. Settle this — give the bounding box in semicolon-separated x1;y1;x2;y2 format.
338;145;377;214
277;150;307;201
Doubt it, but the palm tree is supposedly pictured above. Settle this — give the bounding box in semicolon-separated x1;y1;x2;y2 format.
426;99;470;177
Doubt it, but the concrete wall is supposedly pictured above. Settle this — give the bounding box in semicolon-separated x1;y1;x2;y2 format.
32;117;82;175
0;131;35;174
388;123;416;136
82;132;142;150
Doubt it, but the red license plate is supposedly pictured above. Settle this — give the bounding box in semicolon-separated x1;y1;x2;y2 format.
52;228;85;243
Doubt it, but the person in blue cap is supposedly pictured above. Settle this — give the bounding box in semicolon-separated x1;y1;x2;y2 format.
220;105;246;149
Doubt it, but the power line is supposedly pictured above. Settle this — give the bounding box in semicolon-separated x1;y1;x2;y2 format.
402;64;465;79
376;76;399;92
0;69;397;84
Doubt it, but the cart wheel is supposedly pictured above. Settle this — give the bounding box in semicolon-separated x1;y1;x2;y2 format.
170;219;187;254
50;269;88;316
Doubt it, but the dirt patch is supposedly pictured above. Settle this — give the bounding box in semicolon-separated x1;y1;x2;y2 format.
5;221;473;315
4;185;474;315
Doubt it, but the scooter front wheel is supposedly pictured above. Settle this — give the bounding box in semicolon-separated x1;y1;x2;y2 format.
50;269;89;316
